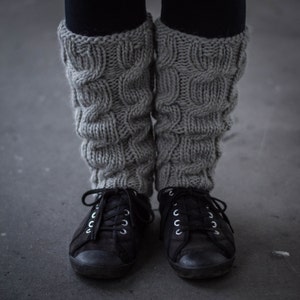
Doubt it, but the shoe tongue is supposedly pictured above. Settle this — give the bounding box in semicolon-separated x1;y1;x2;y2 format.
180;193;210;249
183;194;206;220
105;192;125;207
78;191;129;254
102;191;127;226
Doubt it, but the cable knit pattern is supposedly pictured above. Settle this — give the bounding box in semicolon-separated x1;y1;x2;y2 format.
154;18;248;191
57;14;155;196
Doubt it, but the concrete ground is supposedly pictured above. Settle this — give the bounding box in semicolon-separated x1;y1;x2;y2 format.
1;0;300;299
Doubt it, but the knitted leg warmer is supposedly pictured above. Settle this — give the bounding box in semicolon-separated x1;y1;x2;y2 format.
57;13;155;196
153;19;248;191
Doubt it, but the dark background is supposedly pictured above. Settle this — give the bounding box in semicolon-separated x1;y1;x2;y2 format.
0;0;299;299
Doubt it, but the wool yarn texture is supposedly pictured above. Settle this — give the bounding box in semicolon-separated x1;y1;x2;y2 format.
57;13;155;196
153;18;248;191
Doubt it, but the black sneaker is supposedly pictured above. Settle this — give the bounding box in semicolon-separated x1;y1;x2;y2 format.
69;188;154;279
158;187;235;279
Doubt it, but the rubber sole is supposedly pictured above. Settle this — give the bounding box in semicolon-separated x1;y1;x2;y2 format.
69;256;134;279
169;256;235;279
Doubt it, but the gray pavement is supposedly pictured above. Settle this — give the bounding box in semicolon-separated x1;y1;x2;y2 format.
1;0;300;299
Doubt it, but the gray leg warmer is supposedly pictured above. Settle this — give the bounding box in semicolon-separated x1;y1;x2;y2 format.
153;18;248;191
57;14;155;196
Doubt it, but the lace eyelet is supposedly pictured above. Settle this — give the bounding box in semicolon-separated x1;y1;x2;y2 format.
174;219;180;227
211;221;217;228
124;209;130;216
122;219;128;226
88;220;94;228
175;229;182;236
214;230;220;235
91;212;97;219
120;229;127;235
208;212;214;219
169;190;174;196
173;202;178;207
95;204;99;210
173;209;179;217
86;228;91;234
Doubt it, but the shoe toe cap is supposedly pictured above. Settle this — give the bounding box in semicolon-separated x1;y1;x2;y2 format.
74;250;123;267
178;250;231;268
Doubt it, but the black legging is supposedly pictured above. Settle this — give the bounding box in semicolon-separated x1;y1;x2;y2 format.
65;0;246;38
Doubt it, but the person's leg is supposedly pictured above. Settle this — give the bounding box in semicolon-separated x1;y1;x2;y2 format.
57;0;155;279
154;0;248;279
161;0;246;38
65;0;147;36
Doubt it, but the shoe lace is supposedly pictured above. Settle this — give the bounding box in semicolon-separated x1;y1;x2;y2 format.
81;188;154;240
160;188;234;238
